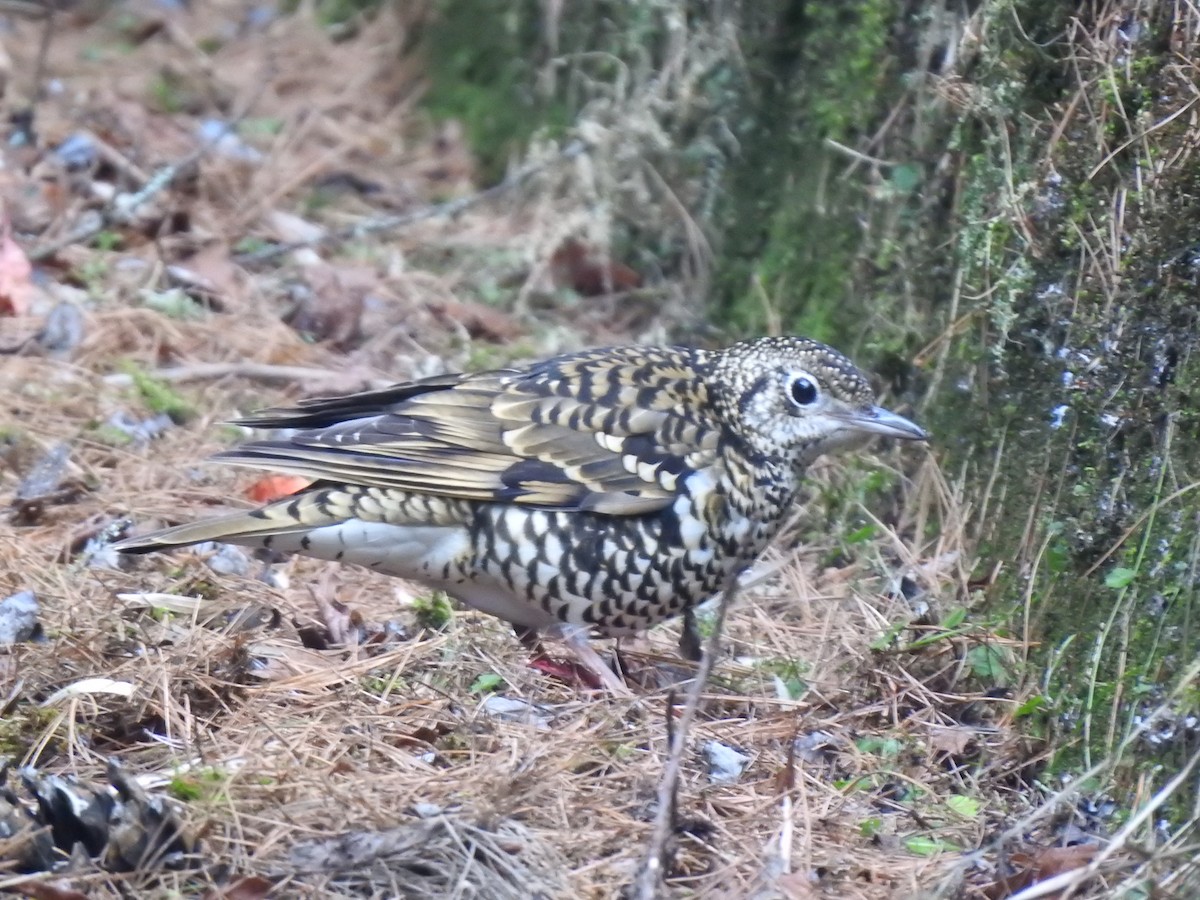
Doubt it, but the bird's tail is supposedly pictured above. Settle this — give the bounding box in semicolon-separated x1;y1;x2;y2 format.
113;491;336;555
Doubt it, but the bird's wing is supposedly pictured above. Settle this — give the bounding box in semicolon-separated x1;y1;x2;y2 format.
218;347;721;515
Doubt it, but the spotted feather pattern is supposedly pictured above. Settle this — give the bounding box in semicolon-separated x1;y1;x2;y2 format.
116;337;925;640
222;346;721;516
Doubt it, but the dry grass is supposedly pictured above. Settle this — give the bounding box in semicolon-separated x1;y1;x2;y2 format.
0;411;988;898
1;2;1194;898
0;342;1066;897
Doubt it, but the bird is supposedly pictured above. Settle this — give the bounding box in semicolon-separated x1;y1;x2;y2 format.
114;336;927;692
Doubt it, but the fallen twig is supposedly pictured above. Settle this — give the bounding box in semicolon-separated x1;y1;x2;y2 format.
29;89;267;262
633;581;739;899
102;361;390;388
233;140;588;266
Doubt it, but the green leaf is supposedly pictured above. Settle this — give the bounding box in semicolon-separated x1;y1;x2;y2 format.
856;736;903;757
469;672;505;694
966;644;1010;682
870;619;908;651
783;677;807;700
904;835;960;856
859;817;883;837
1104;567;1136;589
942;607;967;629
1044;539;1069;575
889;162;922;194
844;523;877;544
946;794;980;818
1014;694;1049;717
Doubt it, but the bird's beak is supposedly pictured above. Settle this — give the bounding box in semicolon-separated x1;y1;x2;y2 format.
840;405;928;441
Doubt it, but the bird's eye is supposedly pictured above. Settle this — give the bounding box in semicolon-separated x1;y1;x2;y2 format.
789;374;819;407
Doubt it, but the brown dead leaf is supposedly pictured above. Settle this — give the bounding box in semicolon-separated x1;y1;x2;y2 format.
246;475;313;504
774;870;818;899
928;726;976;756
0;213;34;316
984;843;1099;899
204;875;275;900
284;264;372;348
549;238;642;296
168;242;243;310
773;728;798;795
19;881;89;900
428;297;522;342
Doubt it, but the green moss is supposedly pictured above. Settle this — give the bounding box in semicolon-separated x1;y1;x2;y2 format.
422;0;571;183
800;0;896;140
90;423;134;447
167;767;231;803
710;0;908;342
0;705;61;758
413;591;455;631
121;362;195;423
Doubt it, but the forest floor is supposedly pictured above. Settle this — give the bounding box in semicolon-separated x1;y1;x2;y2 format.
0;4;1136;898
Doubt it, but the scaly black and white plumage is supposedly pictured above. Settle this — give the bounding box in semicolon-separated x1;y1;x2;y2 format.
114;336;927;691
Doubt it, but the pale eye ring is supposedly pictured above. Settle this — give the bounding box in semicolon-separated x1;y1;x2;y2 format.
789;374;819;407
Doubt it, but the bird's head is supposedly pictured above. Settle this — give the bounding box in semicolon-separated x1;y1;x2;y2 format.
710;336;927;468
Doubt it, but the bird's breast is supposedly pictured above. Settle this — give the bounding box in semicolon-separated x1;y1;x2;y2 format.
456;460;794;633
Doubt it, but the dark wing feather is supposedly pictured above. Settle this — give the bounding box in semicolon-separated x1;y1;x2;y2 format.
230;372;486;429
216;346;720;515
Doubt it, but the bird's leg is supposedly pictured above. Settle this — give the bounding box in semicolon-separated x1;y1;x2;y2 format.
678;608;703;662
512;624;543;653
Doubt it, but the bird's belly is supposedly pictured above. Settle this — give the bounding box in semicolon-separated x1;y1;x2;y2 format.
471;504;750;635
286;519;472;580
284;518;565;631
274;500;772;637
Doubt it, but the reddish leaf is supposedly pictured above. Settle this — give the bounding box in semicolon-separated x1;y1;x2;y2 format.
428;298;522;342
20;882;89;900
204;875;275;900
246;475;312;503
529;654;603;690
984;843;1099;899
0;214;34;316
550;239;642;296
